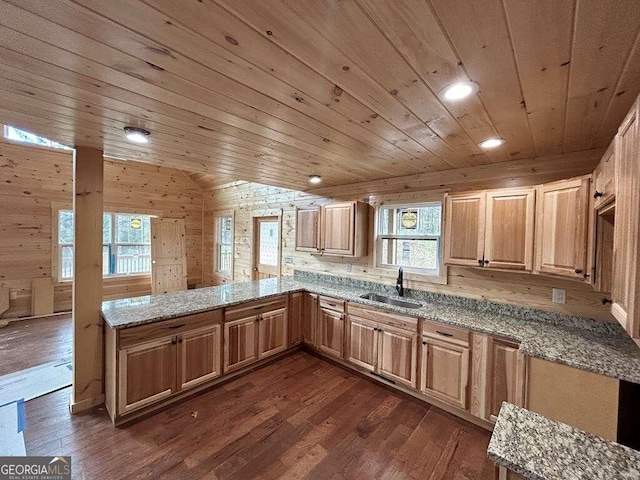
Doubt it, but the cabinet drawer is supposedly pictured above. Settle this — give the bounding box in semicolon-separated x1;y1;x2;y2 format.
422;321;470;346
119;310;222;348
348;304;418;332
225;296;287;322
319;296;345;312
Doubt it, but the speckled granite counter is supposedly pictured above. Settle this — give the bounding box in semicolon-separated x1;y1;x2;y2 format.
488;403;640;480
102;272;640;384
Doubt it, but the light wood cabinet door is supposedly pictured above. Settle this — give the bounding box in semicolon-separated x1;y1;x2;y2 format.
318;308;344;358
295;207;320;251
444;192;486;266
484;188;535;271
288;292;303;346
321;203;355;255
178;325;222;391
347;316;378;371
593;143;616;209
224;315;259;373
420;337;469;410
118;337;176;415
378;325;418;389
488;339;525;422
258;307;288;359
534;178;590;279
302;293;318;347
612;99;640;340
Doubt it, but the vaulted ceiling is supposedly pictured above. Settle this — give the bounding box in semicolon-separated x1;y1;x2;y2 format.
0;0;639;190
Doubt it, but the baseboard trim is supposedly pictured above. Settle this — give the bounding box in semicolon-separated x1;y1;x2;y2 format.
70;394;105;414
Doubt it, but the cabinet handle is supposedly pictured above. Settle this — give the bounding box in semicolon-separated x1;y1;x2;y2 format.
422;341;427;345
327;302;337;307
171;339;177;345
594;191;604;199
168;323;186;329
602;297;612;305
477;259;483;265
253;305;265;310
178;339;183;344
574;268;583;274
583;272;590;278
435;330;454;338
484;260;489;265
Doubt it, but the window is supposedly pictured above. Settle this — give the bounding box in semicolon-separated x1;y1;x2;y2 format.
214;214;234;276
376;203;442;275
57;210;152;280
4;125;72;150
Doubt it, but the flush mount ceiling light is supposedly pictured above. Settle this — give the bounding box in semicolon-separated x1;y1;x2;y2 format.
479;137;506;149
440;81;479;101
124;126;150;144
309;174;322;184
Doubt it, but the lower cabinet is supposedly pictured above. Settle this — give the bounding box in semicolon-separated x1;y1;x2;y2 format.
470;334;526;423
113;310;223;418
317;296;346;358
420;323;471;410
224;297;288;373
347;306;418;389
302;293;318;347
118;336;177;415
288;292;304;346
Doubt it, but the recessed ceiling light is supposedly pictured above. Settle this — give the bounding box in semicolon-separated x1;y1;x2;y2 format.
440;81;479;101
309;174;322;184
124;126;150;144
479;137;505;149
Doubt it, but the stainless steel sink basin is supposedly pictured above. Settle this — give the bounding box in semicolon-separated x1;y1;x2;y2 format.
359;292;422;309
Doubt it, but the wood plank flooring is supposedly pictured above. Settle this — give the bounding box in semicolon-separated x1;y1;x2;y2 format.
23;351;495;479
0;314;72;376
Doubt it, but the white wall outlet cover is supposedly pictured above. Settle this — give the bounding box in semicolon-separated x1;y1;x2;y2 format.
552;288;566;304
346;264;352;272
10;291;18;300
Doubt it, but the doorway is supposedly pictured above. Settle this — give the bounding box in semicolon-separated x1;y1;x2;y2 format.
252;216;281;280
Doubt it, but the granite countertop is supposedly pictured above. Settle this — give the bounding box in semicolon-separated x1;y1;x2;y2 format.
101;274;640;384
488;403;640;480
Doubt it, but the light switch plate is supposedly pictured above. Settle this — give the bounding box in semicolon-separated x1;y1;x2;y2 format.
284;256;294;265
552;288;566;304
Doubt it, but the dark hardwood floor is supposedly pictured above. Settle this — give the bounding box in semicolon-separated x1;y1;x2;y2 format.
0;314;72;376
24;351;495;479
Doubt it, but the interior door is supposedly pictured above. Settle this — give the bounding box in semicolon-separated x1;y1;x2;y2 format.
252;216;281;280
151;218;187;294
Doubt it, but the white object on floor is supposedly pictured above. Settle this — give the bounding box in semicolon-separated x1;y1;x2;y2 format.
0;400;26;456
0;358;72;406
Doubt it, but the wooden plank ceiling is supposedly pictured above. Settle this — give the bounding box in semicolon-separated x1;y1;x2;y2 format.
0;0;638;190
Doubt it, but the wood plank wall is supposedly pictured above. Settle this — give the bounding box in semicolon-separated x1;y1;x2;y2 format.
203;172;614;322
0;140;203;319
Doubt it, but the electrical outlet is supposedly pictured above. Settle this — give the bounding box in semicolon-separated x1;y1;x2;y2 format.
552;288;566;304
10;291;17;300
284;256;294;265
345;263;352;273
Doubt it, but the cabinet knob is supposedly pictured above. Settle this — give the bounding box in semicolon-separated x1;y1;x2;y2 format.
171;339;177;345
602;297;612;305
422;341;427;345
484;260;489;265
593;191;604;199
575;268;583;274
477;259;483;265
178;339;183;344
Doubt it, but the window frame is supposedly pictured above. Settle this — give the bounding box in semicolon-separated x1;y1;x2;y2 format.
374;202;444;277
3;125;73;151
213;210;234;281
52;204;156;283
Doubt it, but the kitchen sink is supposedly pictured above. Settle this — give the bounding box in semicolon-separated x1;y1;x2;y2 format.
359;292;422;309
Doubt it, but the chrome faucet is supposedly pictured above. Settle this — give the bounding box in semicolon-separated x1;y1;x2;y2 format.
396;267;404;297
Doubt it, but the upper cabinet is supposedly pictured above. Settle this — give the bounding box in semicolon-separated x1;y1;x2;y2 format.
593;143;616;209
295;201;368;257
611;98;640;342
295;207;320;252
534;177;591;280
444;188;535;271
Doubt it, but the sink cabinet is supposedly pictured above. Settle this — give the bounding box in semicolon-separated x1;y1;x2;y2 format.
347;304;419;388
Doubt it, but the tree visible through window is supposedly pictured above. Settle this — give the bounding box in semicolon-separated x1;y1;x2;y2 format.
58;210;152;280
4;125;72;150
377;204;442;274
